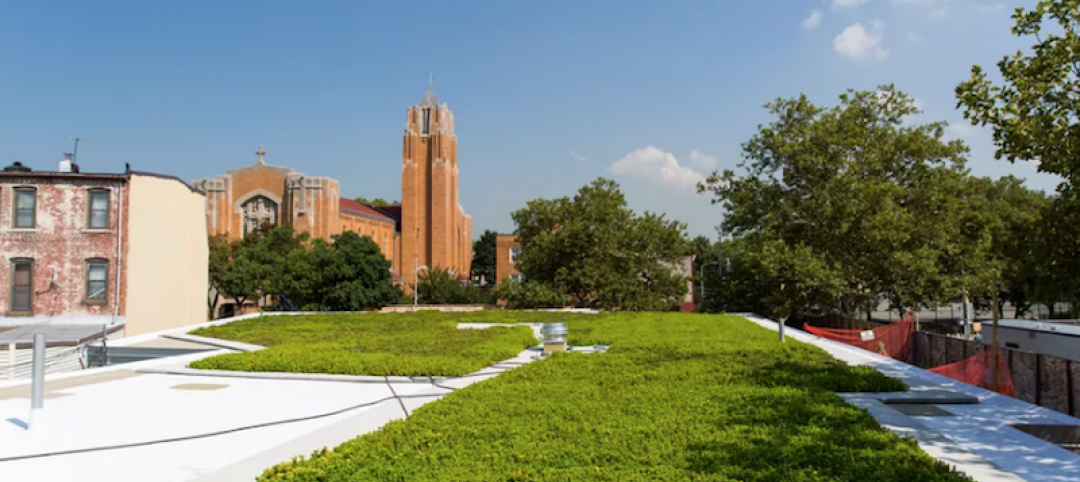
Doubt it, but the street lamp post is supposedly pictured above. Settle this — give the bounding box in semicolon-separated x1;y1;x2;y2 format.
413;265;428;309
413;226;420;309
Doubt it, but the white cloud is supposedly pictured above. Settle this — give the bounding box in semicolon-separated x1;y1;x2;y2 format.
906;31;924;42
834;21;889;60
977;3;1005;14
570;150;586;162
611;146;707;190
689;150;719;171
892;0;957;21
948;122;979;139
802;10;823;30
833;0;870;8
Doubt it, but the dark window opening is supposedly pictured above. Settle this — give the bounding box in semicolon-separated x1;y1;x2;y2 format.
11;260;33;313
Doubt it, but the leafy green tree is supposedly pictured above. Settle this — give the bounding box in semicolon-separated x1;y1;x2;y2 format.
216;254;263;314
470;230;498;285
1033;191;1080;315
512;178;690;311
207;234;235;317
955;0;1079;191
353;197;398;207
699;86;990;318
955;1;1080;313
418;267;492;304
976;176;1052;317
691;236;779;316
237;225;313;307
308;231;401;311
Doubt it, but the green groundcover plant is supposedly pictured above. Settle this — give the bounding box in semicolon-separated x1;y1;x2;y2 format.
188;313;539;377
251;312;970;482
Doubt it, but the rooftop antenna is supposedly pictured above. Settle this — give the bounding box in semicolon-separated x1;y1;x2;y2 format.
65;136;88;164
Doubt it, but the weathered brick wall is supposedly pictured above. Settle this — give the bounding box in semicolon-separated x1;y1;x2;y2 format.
0;177;128;322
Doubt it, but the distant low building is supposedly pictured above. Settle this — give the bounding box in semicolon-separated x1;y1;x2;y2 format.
0;156;208;336
978;319;1080;361
495;234;522;285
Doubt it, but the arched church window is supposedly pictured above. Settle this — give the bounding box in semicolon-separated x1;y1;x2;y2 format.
242;195;278;236
422;108;431;135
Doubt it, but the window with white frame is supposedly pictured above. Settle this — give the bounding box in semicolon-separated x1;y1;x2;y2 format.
509;246;521;265
509;273;523;283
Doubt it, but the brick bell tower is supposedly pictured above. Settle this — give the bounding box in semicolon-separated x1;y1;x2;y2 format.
400;77;462;291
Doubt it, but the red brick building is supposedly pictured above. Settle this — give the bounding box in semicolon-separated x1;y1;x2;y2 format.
495;234;522;284
193;85;472;292
0;157;208;335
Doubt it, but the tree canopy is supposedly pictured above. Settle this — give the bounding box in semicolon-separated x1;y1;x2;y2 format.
955;0;1080;314
353;197;399;207
470;230;498;285
209;226;400;316
956;0;1080;192
699;86;1001;318
511;178;690;311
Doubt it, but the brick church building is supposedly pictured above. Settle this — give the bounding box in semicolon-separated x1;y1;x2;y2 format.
193;85;472;293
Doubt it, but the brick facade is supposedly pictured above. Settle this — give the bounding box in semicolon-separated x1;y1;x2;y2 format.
400;87;472;290
193;86;474;293
1;163;208;333
0;173;128;322
495;234;522;285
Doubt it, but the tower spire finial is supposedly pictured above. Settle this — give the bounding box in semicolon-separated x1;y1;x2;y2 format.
256;145;266;165
419;74;439;106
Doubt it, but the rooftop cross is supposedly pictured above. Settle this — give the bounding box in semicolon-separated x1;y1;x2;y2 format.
256;145;266;165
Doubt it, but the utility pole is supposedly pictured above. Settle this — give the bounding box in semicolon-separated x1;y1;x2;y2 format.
992;280;1002;392
961;283;972;340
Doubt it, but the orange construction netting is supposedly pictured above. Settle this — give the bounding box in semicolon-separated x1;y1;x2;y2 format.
803;319;916;361
929;346;1015;397
803;319;1016;397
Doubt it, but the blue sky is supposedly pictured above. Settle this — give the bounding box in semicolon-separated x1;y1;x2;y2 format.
0;0;1060;239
